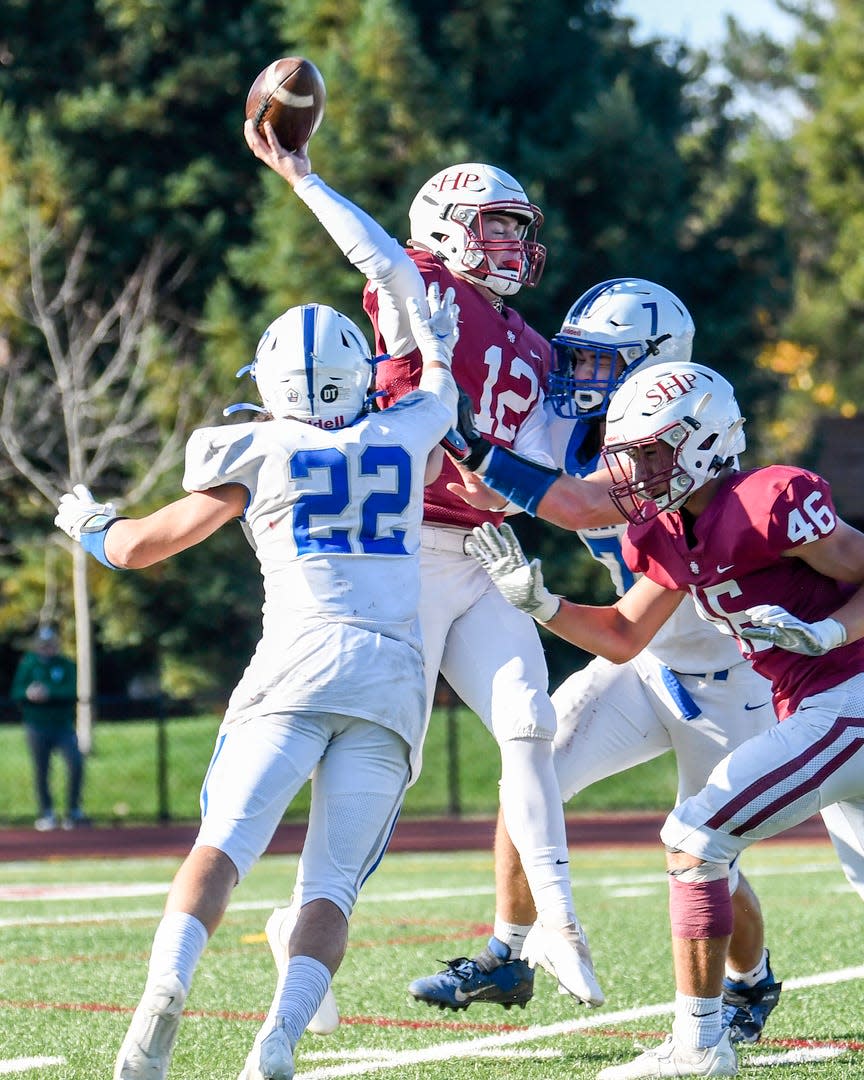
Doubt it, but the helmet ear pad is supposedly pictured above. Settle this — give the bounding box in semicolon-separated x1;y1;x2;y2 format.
252;304;374;428
408;162;546;296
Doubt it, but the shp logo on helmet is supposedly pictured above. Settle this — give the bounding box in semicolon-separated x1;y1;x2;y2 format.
644;370;699;411
429;170;486;193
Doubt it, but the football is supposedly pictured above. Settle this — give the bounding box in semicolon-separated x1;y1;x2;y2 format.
245;57;326;151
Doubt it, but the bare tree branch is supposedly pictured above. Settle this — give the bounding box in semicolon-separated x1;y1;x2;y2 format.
0;216;205;751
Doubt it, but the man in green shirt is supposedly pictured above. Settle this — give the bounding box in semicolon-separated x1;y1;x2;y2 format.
10;626;88;830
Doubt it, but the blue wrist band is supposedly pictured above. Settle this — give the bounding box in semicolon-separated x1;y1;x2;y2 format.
482;447;562;515
80;521;123;569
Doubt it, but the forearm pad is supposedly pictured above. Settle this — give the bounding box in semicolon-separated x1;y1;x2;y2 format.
479;446;562;516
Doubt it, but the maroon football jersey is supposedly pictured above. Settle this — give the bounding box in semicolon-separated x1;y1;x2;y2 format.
622;466;864;720
364;249;550;529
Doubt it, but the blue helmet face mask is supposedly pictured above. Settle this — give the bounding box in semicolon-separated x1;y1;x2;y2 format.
224;304;386;428
548;339;630;420
547;278;695;420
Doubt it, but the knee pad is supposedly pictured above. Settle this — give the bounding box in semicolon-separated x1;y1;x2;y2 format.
668;862;733;939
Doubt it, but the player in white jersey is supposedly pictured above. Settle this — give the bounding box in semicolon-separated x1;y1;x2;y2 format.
412;279;780;1041
244;120;604;1013
462;361;864;1078
54;285;458;1080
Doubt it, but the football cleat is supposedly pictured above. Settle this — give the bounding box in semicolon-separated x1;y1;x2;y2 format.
597;1030;737;1079
722;954;782;1044
114;973;186;1080
407;936;534;1010
520;922;605;1007
265;907;340;1035
237;1018;294;1080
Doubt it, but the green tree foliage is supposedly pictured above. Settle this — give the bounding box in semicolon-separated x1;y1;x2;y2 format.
0;0;282;304
723;1;864;460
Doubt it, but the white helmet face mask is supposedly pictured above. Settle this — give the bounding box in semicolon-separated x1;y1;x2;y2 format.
548;278;695;419
601;362;746;524
408;162;546;297
249;304;375;428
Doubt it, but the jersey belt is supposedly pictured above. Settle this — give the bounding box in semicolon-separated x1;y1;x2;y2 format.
420;525;472;554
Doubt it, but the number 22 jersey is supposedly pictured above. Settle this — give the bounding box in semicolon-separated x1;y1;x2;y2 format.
182;386;453;766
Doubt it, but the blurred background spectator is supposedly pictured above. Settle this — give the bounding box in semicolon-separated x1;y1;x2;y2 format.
10;626;89;831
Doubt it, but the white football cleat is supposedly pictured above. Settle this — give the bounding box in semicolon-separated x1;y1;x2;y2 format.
520;922;605;1007
597;1030;738;1078
114;973;186;1080
265;907;340;1035
238;1017;295;1080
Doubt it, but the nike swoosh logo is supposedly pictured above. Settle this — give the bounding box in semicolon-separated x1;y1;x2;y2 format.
555;859;569;865
716;564;734;573
453;986;491;1002
744;702;768;711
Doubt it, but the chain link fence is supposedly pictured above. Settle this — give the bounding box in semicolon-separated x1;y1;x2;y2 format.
0;684;498;827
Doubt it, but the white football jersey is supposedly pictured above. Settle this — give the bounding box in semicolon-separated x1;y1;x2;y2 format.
183;388;453;765
545;407;743;674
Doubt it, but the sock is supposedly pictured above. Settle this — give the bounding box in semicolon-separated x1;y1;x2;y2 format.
269;954;332;1046
499;738;575;930
147;911;209;994
672;991;723;1049
491;919;532;960
725;947;768;986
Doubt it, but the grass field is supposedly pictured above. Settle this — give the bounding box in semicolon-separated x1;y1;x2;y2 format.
1;841;862;1079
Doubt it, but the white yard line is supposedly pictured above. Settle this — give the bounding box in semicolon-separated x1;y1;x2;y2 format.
0;859;849;926
0;1058;65;1075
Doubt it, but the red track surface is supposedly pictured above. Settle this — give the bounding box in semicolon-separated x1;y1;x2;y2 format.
0;812;830;862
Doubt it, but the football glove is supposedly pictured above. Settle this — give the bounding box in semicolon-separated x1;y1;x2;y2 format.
55;484;118;542
465;521;560;623
406;281;460;368
745;604;847;656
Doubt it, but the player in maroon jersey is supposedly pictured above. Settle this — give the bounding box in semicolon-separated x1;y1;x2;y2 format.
462;361;864;1078
244;125;603;1012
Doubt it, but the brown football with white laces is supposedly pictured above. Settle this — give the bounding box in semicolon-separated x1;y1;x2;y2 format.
245;57;326;150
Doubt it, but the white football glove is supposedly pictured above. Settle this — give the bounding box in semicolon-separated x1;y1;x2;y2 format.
406;281;460;368
55;484;118;542
745;603;847;656
465;521;561;623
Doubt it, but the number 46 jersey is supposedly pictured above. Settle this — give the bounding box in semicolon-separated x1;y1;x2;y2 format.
624;465;864;721
182;386;453;764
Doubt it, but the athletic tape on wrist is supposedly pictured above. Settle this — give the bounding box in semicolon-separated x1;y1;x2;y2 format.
80;520;124;570
480;447;562;515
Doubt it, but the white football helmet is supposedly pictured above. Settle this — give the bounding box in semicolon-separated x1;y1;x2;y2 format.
249;304;375;428
548;278;695;418
408;162;545;297
601;362;745;524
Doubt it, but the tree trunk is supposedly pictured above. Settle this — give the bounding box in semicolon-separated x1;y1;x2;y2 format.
72;544;95;755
